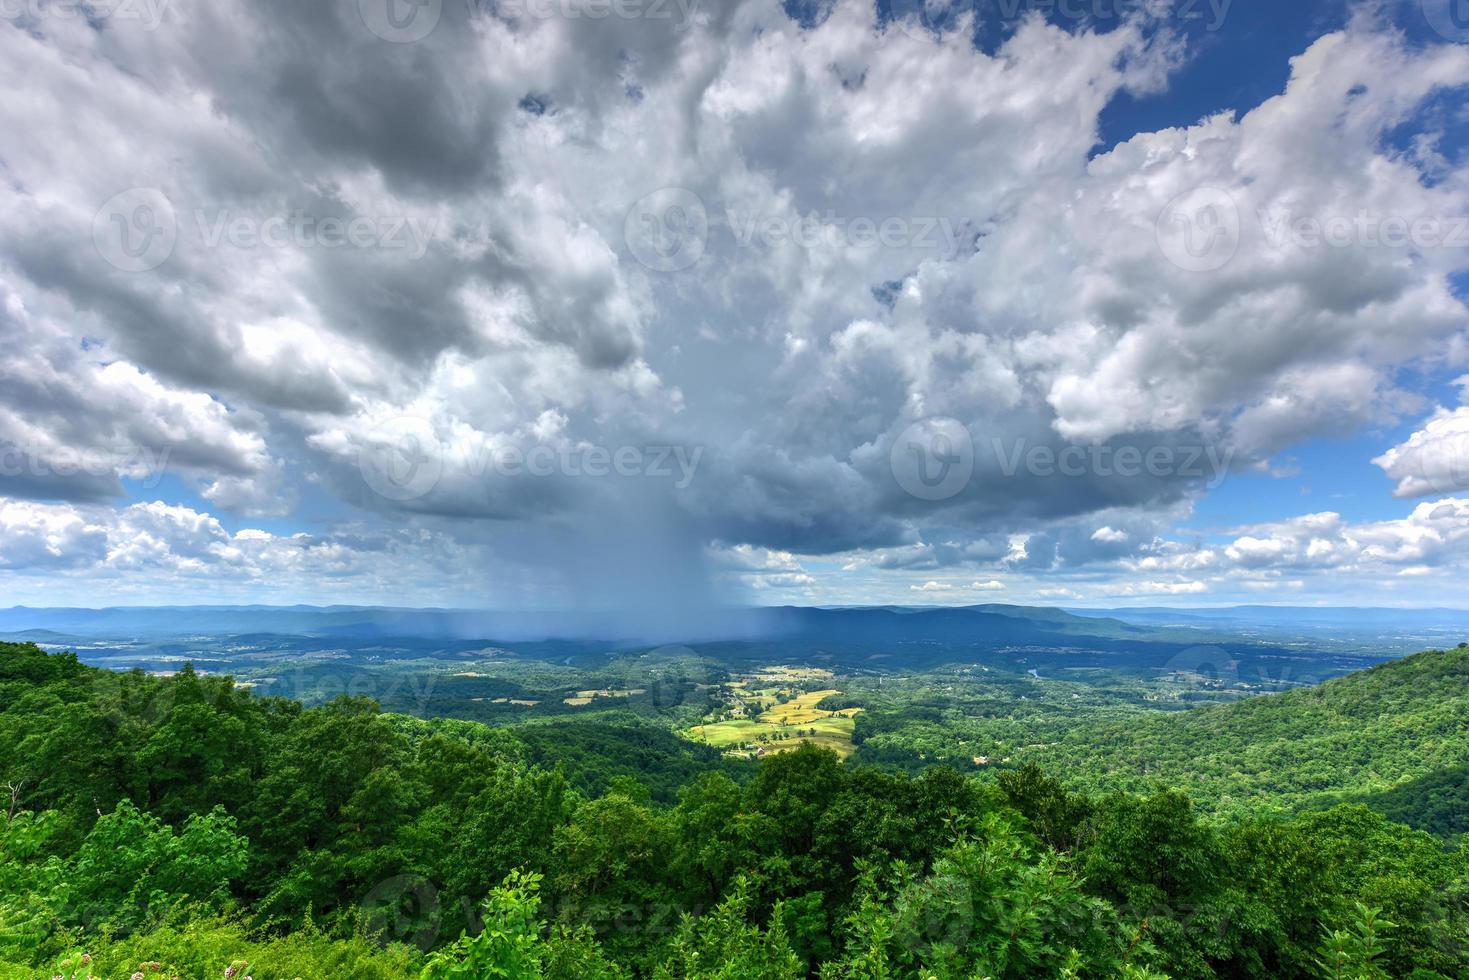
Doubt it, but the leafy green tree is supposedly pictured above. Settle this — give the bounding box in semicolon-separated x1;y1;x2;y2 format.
1314;904;1393;980
996;764;1092;852
652;878;803;980
422;871;545;979
55;800;248;932
422;870;625;980
826;815;1132;980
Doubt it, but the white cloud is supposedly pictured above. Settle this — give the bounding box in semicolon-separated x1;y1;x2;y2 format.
0;500;109;570
1220;500;1469;573
1374;388;1469;499
1;4;1468;603
0;499;497;604
0;287;282;508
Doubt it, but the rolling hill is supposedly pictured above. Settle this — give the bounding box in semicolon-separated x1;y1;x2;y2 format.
1019;643;1469;826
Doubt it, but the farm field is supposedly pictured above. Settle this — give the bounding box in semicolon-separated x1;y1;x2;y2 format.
687;686;862;758
563;687;646;706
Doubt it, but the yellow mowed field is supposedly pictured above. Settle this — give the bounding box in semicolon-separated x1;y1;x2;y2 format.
687;688;862;759
758;689;859;726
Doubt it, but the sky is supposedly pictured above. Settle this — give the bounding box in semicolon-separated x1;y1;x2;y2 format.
2;0;1469;612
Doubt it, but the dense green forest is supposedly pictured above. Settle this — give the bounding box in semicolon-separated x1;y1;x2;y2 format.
1014;645;1469;824
3;640;1467;978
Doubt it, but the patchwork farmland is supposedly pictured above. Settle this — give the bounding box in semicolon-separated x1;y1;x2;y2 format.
686;670;863;758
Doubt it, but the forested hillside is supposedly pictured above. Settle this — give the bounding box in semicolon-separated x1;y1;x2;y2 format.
2;640;1467;979
1019;645;1469;823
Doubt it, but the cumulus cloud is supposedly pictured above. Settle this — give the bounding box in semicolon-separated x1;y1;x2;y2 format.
1216;500;1469;575
0;286;283;508
1374;381;1469;499
1;1;1468;606
0;498;495;604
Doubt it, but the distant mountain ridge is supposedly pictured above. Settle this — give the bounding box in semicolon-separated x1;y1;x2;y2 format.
0;602;1407;681
4;600;1462;654
1069;605;1469;627
0;602;1166;644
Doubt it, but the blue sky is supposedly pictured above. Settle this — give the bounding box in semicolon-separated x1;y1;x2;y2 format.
2;0;1468;610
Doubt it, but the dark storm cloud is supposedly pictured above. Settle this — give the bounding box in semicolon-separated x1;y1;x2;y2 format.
187;0;510;198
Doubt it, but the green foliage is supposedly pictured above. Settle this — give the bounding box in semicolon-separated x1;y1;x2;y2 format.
652;879;803;980
510;719;752;804
995;764;1092;852
1347;764;1469;837
23;916;423;980
58;800;249;931
1314;904;1393;980
824;816;1130;980
422;871;547;979
1019;646;1469;817
422;870;628;980
4;640;1469;979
